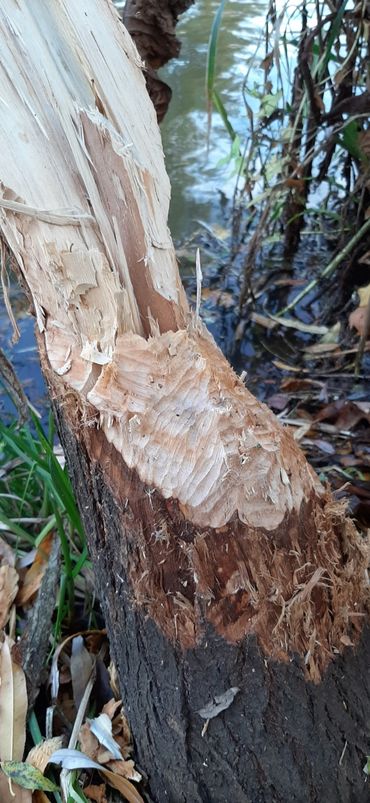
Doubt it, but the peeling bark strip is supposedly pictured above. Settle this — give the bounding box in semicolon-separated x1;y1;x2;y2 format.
0;2;370;799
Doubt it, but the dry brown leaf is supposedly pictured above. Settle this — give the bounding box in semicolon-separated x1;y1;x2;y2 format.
349;306;368;337
303;342;339;355
16;533;54;606
26;737;64;774
0;537;16;567
315;401;370;430
253;312;328;335
70;635;94;711
281;378;324;392
102;698;122;720
107;758;141;783
0;565;19;628
79;718;143;802
201;289;235;308
0;636;27;762
79;722;100;763
100;767;144;803
97;748;114;764
272;360;305;373
103;699;131;754
84;784;107;803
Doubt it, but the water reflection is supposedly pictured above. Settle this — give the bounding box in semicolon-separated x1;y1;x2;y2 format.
160;0;267;241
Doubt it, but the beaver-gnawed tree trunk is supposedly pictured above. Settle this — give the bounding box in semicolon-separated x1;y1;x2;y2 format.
0;2;369;801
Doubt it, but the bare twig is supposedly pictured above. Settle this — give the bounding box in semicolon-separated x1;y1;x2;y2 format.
277;217;370;316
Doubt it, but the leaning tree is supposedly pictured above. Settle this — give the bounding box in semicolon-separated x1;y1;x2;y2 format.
0;1;369;801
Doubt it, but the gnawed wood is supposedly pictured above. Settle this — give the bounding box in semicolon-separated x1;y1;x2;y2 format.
43;357;368;680
51;396;370;803
0;0;368;680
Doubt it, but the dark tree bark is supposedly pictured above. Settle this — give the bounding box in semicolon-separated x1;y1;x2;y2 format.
0;3;370;801
52;389;370;803
122;0;195;121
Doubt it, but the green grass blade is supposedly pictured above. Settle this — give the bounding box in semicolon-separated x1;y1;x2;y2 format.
206;0;227;147
212;88;237;142
317;1;347;80
0;509;35;543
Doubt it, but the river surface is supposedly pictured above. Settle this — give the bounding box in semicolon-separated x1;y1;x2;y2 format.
160;0;267;241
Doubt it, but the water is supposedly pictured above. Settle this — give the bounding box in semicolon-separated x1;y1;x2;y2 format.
160;0;267;241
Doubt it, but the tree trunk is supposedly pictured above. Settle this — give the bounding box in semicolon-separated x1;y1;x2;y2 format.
0;2;369;801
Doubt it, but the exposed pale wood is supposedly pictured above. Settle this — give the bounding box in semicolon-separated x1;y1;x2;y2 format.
0;0;322;532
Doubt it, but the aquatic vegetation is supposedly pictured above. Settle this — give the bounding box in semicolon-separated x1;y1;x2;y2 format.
207;0;370;310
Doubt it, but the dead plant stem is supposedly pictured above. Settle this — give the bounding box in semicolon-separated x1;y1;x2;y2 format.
278;216;370;316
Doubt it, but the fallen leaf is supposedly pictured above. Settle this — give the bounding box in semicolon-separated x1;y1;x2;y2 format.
304;344;370;359
349;306;369;337
201;289;235;308
49;748;102;772
281;378;324;392
303;342;339;355
0;762;58;793
89;714;121;760
273;360;305;373
0;565;19;628
108;704;132;757
0;636;27;762
260;312;328;335
16;533;54;606
0;537;16;567
315;401;370;431
310;439;335;455
102;699;122;721
100;768;144;803
107;663;120;699
84;784;107;803
49;749;144;803
79;723;100;763
107;759;141;783
71;636;94;711
267;393;289;411
319;321;340;344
